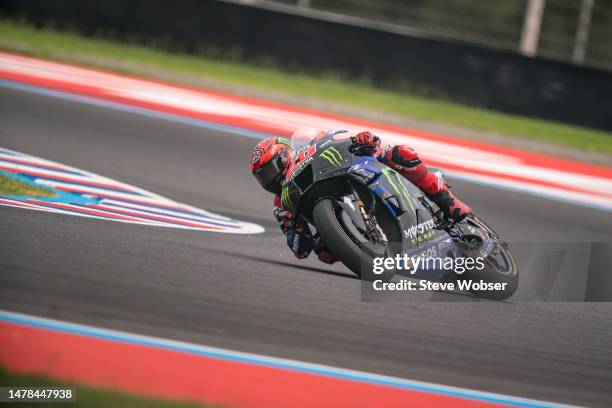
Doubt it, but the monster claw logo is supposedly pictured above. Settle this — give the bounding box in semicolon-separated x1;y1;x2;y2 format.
281;186;294;209
277;137;291;146
320;147;342;167
382;167;417;212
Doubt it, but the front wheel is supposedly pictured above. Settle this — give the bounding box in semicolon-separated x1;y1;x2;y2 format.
312;198;390;279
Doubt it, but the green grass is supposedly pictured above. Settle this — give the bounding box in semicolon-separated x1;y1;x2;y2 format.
0;367;209;408
0;19;611;155
0;173;57;198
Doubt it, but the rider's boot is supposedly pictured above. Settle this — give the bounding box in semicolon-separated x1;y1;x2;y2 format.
427;189;472;222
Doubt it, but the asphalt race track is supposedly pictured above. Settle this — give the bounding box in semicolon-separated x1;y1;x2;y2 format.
1;86;612;407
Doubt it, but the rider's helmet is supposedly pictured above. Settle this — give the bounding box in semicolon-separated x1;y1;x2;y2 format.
250;137;292;194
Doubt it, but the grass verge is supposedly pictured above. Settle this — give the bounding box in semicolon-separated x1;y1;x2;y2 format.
0;172;57;198
0;19;611;155
0;366;208;408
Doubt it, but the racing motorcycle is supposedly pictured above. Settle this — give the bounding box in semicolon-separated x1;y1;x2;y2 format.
282;130;518;300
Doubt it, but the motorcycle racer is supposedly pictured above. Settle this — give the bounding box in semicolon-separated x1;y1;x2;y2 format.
250;128;471;264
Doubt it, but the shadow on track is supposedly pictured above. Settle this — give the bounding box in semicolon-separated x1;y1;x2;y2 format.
232;253;359;280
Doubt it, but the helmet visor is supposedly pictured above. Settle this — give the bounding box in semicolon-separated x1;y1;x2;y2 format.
253;156;284;194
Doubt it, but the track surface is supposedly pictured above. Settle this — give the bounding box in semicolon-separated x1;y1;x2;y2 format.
1;86;611;406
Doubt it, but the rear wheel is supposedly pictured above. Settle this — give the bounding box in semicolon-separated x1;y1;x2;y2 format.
459;215;519;300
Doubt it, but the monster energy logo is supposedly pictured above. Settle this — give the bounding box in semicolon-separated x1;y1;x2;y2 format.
281;186;294;209
320;147;342;166
277;137;291;145
382;167;417;212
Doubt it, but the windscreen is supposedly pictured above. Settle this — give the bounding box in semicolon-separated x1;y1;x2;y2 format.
290;128;350;156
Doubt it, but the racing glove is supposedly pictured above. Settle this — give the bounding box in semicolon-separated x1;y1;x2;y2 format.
352;131;380;155
286;226;314;259
355;131;380;148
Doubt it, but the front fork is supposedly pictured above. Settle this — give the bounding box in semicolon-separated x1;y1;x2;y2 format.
349;182;388;244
